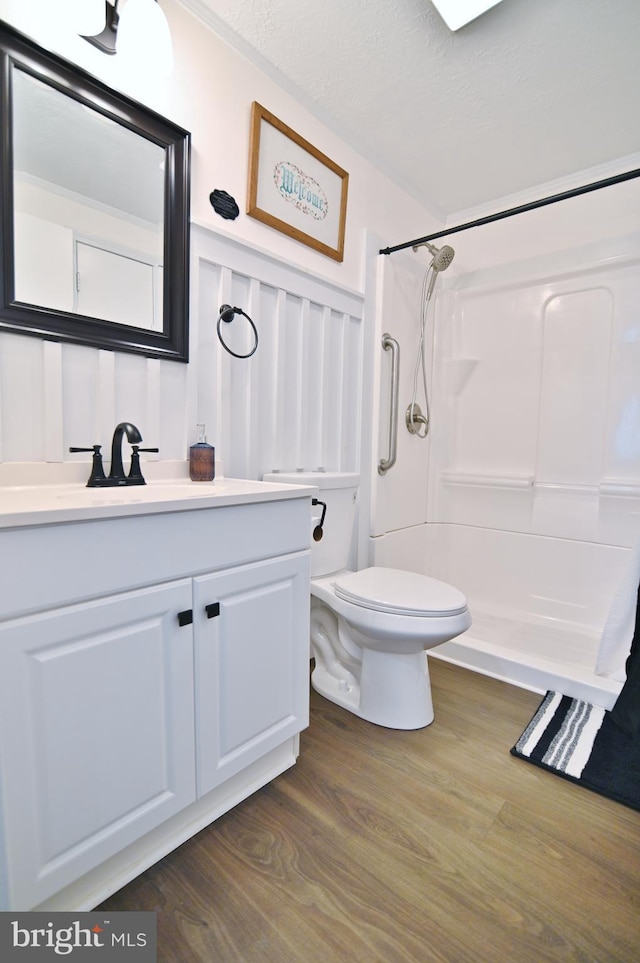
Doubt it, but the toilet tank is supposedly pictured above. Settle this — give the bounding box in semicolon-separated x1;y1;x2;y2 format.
262;472;359;577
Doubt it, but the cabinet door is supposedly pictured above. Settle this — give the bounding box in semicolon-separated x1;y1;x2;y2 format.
194;554;310;797
0;580;196;910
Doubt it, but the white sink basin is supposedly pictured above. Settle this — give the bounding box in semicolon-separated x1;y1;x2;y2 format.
0;477;314;528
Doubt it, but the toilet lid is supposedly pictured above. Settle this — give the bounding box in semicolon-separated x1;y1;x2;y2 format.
333;567;468;617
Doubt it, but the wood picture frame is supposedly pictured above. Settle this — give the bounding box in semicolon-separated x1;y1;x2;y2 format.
247;102;349;262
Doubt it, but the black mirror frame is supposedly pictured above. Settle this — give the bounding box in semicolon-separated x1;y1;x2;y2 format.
0;23;191;362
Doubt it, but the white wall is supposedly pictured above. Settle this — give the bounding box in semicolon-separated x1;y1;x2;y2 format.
0;0;440;476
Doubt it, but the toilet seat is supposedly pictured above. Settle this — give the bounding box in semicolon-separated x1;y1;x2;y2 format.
333;567;468;618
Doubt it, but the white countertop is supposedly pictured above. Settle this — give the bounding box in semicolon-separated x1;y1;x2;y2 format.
0;477;316;530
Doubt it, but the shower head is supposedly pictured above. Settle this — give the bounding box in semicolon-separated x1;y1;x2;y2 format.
412;240;455;272
430;243;455;271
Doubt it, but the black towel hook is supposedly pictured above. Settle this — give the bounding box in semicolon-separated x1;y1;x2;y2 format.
216;304;258;359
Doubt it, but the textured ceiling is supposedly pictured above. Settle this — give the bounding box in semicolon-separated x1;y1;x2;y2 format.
183;0;640;219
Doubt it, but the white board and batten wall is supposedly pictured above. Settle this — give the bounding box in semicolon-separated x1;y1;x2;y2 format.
0;223;364;485
190;225;363;481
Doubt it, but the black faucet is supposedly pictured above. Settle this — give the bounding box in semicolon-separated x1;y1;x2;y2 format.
70;423;159;487
108;422;142;484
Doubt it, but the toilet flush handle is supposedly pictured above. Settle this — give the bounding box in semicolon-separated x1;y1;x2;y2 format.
312;498;326;541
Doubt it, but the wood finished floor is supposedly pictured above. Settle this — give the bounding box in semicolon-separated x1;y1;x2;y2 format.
99;659;640;962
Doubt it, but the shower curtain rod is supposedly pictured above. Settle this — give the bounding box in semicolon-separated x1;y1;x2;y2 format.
378;166;640;256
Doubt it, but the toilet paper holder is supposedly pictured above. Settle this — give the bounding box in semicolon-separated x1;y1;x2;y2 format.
312;498;326;541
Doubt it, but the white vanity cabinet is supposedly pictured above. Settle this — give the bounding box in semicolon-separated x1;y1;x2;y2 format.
0;487;311;911
0;580;197;911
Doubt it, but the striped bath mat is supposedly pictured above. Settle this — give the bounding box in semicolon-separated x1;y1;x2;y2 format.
511;692;640;812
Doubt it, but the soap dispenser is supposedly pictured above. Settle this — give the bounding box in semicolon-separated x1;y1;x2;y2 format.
189;424;215;481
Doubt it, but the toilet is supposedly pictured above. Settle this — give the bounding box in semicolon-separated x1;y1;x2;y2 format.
263;471;471;730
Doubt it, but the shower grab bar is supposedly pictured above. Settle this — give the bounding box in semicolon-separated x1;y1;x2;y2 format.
378;333;399;475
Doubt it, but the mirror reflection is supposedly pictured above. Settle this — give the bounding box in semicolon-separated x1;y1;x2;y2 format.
13;69;165;331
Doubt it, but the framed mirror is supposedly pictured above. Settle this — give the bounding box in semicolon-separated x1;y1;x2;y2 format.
0;23;190;362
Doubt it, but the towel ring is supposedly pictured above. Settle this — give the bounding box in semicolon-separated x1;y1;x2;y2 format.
216;304;258;359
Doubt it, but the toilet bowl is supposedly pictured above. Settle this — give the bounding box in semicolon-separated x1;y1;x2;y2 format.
263;472;471;729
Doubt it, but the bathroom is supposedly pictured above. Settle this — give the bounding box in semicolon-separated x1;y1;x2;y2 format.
1;0;638;703
0;0;639;926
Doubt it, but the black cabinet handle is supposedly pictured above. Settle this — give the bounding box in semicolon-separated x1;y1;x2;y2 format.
177;609;193;626
205;603;220;619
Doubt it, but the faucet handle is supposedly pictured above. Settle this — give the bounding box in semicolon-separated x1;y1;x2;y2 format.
69;445;107;487
127;445;160;486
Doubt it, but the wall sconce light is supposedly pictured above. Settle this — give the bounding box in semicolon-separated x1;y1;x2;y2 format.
82;0;121;54
82;0;173;76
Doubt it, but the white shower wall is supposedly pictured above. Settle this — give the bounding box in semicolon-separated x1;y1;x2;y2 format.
370;229;640;705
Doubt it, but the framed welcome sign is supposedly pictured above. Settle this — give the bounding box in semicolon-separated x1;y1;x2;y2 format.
247;103;349;262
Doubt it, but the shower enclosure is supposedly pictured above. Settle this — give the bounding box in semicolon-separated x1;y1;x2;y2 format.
366;192;640;708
